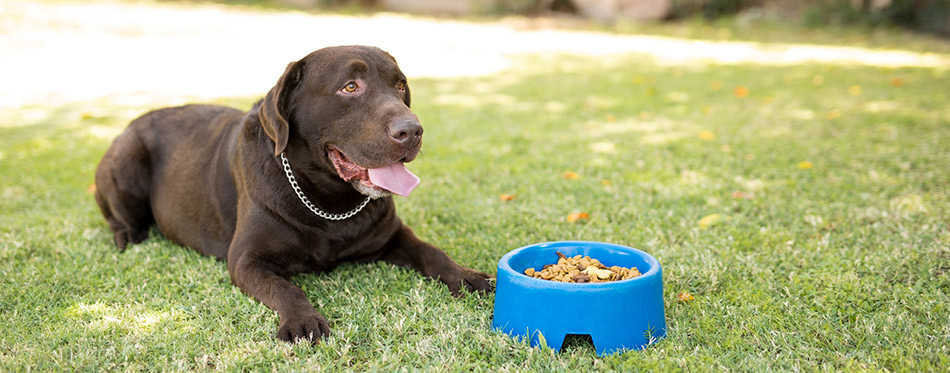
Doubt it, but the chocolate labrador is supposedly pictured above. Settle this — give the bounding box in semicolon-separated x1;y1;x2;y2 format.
94;45;493;343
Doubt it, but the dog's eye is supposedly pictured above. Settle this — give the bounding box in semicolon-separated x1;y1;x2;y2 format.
341;82;359;93
395;81;406;92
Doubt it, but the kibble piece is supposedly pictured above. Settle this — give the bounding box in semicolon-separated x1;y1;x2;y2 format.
587;267;612;280
572;272;591;283
524;268;535;277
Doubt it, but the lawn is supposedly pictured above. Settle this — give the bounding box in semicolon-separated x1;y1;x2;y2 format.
1;1;949;371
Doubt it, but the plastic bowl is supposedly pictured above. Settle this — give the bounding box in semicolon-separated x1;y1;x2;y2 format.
491;241;666;355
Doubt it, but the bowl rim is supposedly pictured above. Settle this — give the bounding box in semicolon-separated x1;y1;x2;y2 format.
498;240;661;287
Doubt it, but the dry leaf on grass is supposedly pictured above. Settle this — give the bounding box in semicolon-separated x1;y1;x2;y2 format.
566;212;589;223
698;213;723;229
732;191;754;199
733;86;749;98
677;291;695;302
563;171;579;180
499;194;515;201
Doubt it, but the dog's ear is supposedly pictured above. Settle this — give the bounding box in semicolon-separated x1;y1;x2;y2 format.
260;61;303;156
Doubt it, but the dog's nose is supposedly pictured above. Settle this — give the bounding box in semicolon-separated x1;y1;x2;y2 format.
389;119;423;144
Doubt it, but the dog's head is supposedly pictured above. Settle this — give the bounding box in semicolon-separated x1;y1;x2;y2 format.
259;45;422;198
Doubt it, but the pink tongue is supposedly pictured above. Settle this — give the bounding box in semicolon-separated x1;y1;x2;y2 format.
367;163;420;196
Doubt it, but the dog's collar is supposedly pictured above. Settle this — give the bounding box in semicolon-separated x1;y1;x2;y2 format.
280;153;371;221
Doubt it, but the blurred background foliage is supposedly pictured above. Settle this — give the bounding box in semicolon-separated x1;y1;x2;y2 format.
181;0;949;37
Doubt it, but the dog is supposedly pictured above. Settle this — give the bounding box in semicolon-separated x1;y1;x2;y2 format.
94;45;493;343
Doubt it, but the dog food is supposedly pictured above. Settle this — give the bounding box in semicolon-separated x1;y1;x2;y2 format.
523;251;641;283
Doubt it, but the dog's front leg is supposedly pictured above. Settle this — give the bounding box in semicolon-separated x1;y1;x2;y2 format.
227;228;330;343
380;225;494;295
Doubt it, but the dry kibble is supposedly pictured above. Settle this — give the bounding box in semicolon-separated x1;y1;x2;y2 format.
573;272;591;283
523;251;641;283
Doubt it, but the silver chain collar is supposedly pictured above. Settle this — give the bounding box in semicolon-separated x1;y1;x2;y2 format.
280;153;371;221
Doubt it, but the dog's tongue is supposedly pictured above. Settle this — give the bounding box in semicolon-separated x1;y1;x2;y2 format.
367;163;420;197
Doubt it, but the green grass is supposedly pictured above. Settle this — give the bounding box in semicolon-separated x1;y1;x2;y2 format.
3;15;950;373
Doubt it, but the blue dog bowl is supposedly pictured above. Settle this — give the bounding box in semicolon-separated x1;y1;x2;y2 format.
492;241;666;355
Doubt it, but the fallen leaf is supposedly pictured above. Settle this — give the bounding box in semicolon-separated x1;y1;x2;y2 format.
733;86;749;98
849;85;862;96
87;184;97;194
797;161;814;169
732;191;754;199
499;194;515;201
563;171;580;180
677;291;695;302
566;212;589;223
698;130;716;141
890;77;904;87
698;213;723;229
600;179;612;186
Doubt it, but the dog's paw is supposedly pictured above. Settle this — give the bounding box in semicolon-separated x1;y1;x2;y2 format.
112;228;149;252
443;266;495;296
277;310;331;344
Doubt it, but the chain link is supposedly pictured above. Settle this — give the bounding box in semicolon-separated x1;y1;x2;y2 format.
280;153;371;221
